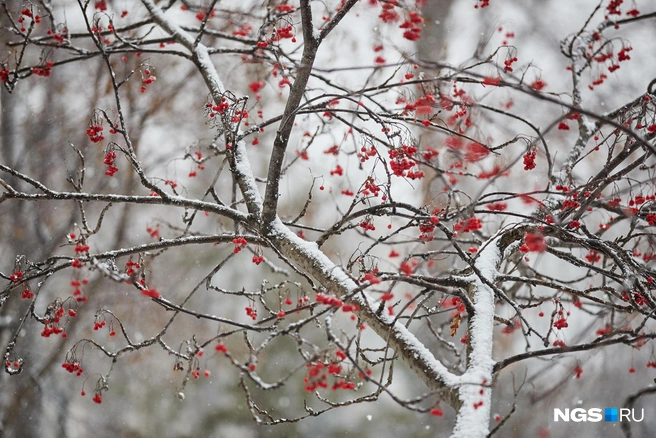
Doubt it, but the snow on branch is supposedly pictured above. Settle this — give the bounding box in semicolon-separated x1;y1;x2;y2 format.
450;235;502;438
267;219;462;403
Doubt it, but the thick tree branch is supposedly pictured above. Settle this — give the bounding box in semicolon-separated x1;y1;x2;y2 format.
261;0;320;226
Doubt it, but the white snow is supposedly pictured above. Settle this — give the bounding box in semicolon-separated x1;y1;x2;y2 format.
581;116;597;137
233;140;263;214
142;0;226;96
194;44;227;97
449;236;500;438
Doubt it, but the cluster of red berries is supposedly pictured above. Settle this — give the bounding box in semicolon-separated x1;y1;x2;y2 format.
125;260;141;276
249;80;266;94
483;76;501;86
561;194;581;210
359;220;375;231
464;143;490;162
554;317;569;330
358;145;377;163
501;319;520;335
18;8;41;33
296;296;311;306
62;360;83;376
20;8;38;20
231;23;252;37
50;30;67;43
486;202;507;211
5;360;22;372
206;97;230;117
646;213;656;226
332;379;356;390
71;278;89;302
403;94;437;116
146;225;160;239
41;305;69;338
304;351;358;392
449;297;466;314
0;67;9;83
523;149;536;170
245;306;257;320
621;291;649;306
617;46;632;62
504;56;518;72
315;292;343;308
140;68;156;93
361;270;381;285
630;194;655;205
191;366;209;379
276;4;294;13
379;0;400;23
388;145;424;179
274;25;295;41
232;237;248;253
41;322;65;338
422;147;439;161
74;241;90;253
361;178;382;197
585;250;601;263
453;217;483;234
590;73;608;89
596;325;612;336
399;11;424;42
86;124;104;143
194;8;216;21
566;112;579;121
104;151;118;176
519;232;547;253
304;362;330;392
399;260;415;275
330;164;343;176
605;0;625;16
31;61;53;77
9;270;23;282
230;110;248;124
